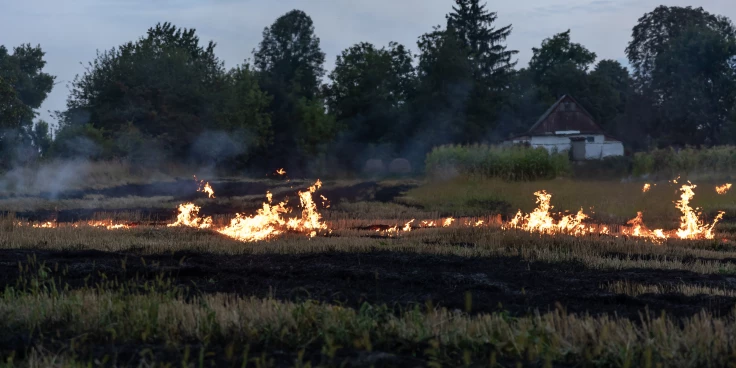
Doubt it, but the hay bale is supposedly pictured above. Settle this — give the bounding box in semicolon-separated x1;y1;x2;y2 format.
388;158;412;175
363;159;385;175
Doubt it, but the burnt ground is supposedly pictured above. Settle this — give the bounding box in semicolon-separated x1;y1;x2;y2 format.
4;180;422;223
2;248;735;320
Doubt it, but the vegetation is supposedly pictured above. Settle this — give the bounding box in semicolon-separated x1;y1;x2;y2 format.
401;176;735;227
6;266;736;367
424;144;570;181
633;146;736;179
1;2;735;175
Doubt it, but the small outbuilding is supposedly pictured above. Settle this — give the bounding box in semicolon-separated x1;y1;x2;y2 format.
505;95;624;160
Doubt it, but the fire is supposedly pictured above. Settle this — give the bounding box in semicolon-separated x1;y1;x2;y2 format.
675;183;724;240
443;218;455;227
474;220;484;227
194;176;215;198
32;221;55;228
275;168;286;176
402;219;415;232
716;183;732;195
285;179;329;238
171;179;330;242
168;203;213;229
642;183;651;193
217;192;291;242
503;191;589;235
623;212;667;241
87;220;131;230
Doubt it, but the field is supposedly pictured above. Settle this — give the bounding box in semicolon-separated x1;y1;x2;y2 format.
3;169;736;367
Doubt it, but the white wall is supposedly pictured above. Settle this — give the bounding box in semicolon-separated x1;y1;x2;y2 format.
510;135;623;159
584;141;624;159
528;135;573;153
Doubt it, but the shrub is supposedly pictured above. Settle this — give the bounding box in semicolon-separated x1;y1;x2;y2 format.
425;144;571;181
632;146;736;179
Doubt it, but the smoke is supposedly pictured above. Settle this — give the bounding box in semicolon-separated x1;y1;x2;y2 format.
189;130;246;164
0;159;93;199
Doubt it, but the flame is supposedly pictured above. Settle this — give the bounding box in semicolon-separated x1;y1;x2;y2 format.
675;183;724;239
402;219;415;232
217;192;290;242
87;220;131;230
623;211;667;241
194;176;215;198
474;220;484;227
503;191;589;235
171;179;330;242
286;179;329;238
32;221;55;228
443;218;455;227
275;168;286;176
716;183;732;195
642;183;651;193
168;203;213;229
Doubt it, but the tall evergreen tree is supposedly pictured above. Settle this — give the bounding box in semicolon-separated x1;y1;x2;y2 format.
412;0;518;151
447;0;517;80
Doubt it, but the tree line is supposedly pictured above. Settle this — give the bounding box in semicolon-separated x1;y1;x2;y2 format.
1;1;735;175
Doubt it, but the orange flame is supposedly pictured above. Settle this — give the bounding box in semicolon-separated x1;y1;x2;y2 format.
275;168;286;176
675;183;724;239
716;183;732;195
503;190;589;235
87;220;131;230
642;183;651;193
443;218;455;227
171;180;330;242
623;211;667;241
194;176;215;198
168;203;213;229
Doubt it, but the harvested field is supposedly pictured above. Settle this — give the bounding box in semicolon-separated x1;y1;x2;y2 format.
3;176;736;366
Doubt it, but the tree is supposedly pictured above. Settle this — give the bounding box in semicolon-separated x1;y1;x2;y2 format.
254;10;329;172
588;60;632;130
412;25;473;149
63;22;237;159
651;26;736;145
444;0;518;140
0;44;55;166
447;0;517;80
218;63;273;156
529;30;596;82
0;76;29;128
30;119;52;156
324;41;416;167
626;6;736;85
626;6;736;146
411;0;518;151
0;44;55;127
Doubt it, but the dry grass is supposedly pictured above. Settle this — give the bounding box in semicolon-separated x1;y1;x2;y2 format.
401;176;736;227
5;269;736;367
604;280;736;298
4;219;736;275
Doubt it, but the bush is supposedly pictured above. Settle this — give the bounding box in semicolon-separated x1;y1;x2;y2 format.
632;146;736;179
425;144;571;181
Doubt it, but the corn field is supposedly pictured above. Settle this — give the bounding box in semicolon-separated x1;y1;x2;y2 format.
425;144;571;181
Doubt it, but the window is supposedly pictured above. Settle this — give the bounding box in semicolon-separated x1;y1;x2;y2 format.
586;136;594;143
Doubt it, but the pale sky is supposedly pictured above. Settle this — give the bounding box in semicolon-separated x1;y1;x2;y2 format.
2;0;734;126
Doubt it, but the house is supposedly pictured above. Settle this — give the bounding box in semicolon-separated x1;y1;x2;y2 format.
505;95;624;160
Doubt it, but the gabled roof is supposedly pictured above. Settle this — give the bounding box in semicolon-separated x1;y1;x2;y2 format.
526;95;606;135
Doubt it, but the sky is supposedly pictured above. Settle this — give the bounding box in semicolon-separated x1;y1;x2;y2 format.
2;0;735;126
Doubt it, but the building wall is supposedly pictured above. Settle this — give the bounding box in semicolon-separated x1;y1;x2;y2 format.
510;134;623;159
583;141;624;159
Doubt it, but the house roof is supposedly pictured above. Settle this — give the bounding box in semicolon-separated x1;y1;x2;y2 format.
526;95;607;135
